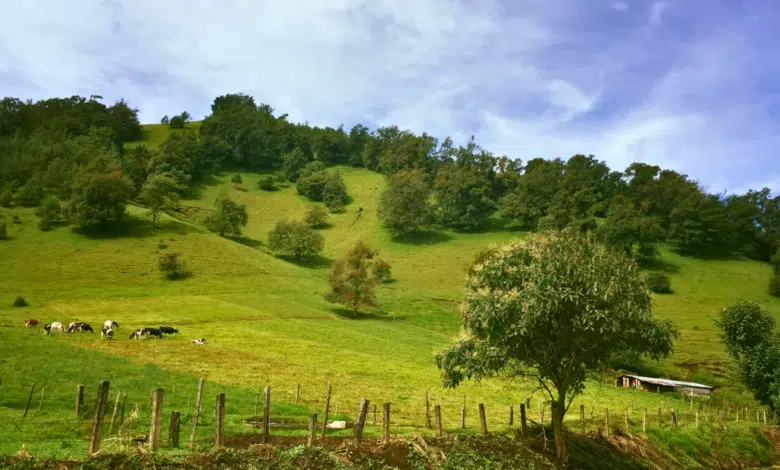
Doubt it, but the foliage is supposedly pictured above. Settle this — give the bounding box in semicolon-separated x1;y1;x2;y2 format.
296;162;329;201
169;115;185;129
160;115;169;125
258;175;276;191
67;156;134;228
139;173;185;224
0;218;6;240
231;173;243;188
15;177;43;207
434;164;496;232
36;196;61;231
323;171;349;211
267;219;324;260
158;251;186;279
377;169;433;237
599;195;662;260
715;300;780;410
304;204;328;228
769;275;780;297
282;147;311;182
12;296;27;307
327;240;389;313
436;229;678;461
647;272;672;294
204;195;248;237
371;258;392;283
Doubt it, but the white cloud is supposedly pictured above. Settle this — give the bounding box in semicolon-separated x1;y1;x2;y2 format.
0;0;776;194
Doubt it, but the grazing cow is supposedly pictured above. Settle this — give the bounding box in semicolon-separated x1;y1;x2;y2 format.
159;326;179;335
141;327;162;339
101;327;114;340
78;323;94;333
191;338;207;345
50;321;64;333
130;329;142;340
43;323;52;335
66;322;80;333
23;319;39;327
103;320;119;330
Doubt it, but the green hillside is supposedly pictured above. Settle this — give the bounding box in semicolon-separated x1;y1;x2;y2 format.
0;122;777;465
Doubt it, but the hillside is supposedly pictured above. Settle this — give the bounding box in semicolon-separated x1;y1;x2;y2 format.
0;122;778;465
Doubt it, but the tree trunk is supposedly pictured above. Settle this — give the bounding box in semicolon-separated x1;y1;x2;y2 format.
552;394;567;463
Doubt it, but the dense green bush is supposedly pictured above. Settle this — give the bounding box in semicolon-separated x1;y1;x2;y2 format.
647;272;672;294
158;252;186;279
304;204;328;228
258;175;276;191
13;296;28;307
268;219;324;260
0;220;7;240
769;275;780;297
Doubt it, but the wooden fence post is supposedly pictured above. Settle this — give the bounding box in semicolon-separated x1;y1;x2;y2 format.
383;403;391;444
425;392;432;429
373;403;377;426
263;385;271;443
307;413;317;447
149;388;164;451
354;398;370;447
108;390;121;435
479;403;488;435
88;381;110;455
22;384;35;418
169;411;181;448
672;409;678;430
658;407;662;427
76;384;84;417
254;391;259;418
509;405;514;426
435;405;442;437
642;408;647;434
461;403;466;429
215;393;225;449
38;387;45;411
604;408;610;436
580;404;585;434
321;383;331;439
296;384;300;404
520;403;527;436
120;392;127;426
188;377;205;451
695;411;699;428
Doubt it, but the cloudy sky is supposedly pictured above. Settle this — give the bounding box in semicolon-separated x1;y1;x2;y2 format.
1;0;778;194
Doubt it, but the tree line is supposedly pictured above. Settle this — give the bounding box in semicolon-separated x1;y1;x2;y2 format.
2;93;779;269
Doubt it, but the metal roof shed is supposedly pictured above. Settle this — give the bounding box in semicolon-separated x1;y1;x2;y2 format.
616;374;713;396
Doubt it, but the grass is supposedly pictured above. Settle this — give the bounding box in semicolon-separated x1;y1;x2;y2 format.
0;124;778;463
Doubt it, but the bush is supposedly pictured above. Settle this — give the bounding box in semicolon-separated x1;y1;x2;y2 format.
268;219;324;260
323;172;348;211
158;252;186;279
12;214;21;224
304;204;328;228
158;239;168;249
296;163;329;201
647;272;672;294
13;296;28;307
231;174;243;187
0;187;13;207
258;176;276;191
372;258;392;282
36;197;61;231
16;178;43;207
0;218;7;240
38;216;52;231
769;275;780;297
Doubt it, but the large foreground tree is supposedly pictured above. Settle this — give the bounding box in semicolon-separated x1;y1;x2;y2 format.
435;228;677;462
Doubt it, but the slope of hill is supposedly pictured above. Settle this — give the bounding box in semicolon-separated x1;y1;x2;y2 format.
0;123;777;464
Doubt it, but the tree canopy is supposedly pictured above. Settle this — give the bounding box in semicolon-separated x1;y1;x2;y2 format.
205;195;248;237
326;240;389;314
377;169;433;237
436;229;678;461
267;219;324;260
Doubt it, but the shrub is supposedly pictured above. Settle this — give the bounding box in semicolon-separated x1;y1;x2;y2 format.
258;176;276;191
268;219;324;260
647;272;672;294
372;258;392;283
38;216;52;231
0;187;13;207
12;214;21;224
158;239;168;250
0;218;7;240
231;174;243;188
158;252;186;279
296;164;329;201
205;195;248;237
16;178;43;207
36;196;61;231
13;296;28;307
323;172;349;211
304;204;328;228
769;275;780;297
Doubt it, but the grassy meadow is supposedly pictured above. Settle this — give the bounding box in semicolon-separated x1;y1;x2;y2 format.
0;123;778;463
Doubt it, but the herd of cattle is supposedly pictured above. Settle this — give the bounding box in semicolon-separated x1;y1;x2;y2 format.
22;318;207;344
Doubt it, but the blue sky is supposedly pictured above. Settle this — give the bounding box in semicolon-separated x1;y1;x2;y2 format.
0;0;778;194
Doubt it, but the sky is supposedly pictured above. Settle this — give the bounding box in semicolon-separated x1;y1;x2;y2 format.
1;0;779;195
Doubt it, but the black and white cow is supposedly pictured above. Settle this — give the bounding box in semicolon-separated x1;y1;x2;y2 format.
101;326;114;340
78;323;94;333
159;326;179;335
103;320;119;330
141;327;163;339
130;329;142;340
191;338;207;345
43;322;64;335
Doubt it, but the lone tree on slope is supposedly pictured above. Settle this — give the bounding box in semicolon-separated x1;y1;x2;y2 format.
436;228;677;462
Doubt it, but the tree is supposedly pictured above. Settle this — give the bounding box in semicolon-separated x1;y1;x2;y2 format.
267;219;324;260
296;162;329;201
16;177;44;207
304;204;328;228
169;115;185;129
327;240;389;314
68;156;134;228
435;229;677;461
598;195;662;261
715;300;780;411
257;175;276;191
231;173;243;188
377;169;433;237
372;258;392;283
282;147;310;181
180;111;191;123
434;164;496;232
205;195;248;237
323;171;348;211
160;115;169;125
139;173;184;224
158;251;186;279
36;196;61;231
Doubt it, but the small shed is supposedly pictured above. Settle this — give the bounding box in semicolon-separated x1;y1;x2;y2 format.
616;374;713;397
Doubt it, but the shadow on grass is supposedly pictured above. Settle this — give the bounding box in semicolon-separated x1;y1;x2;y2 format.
73;216;199;240
329;306;406;322
393;230;453;246
671;247;743;261
638;258;680;274
312;223;333;230
228;235;264;248
186;174;223;199
163;271;194;281
277;254;333;269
